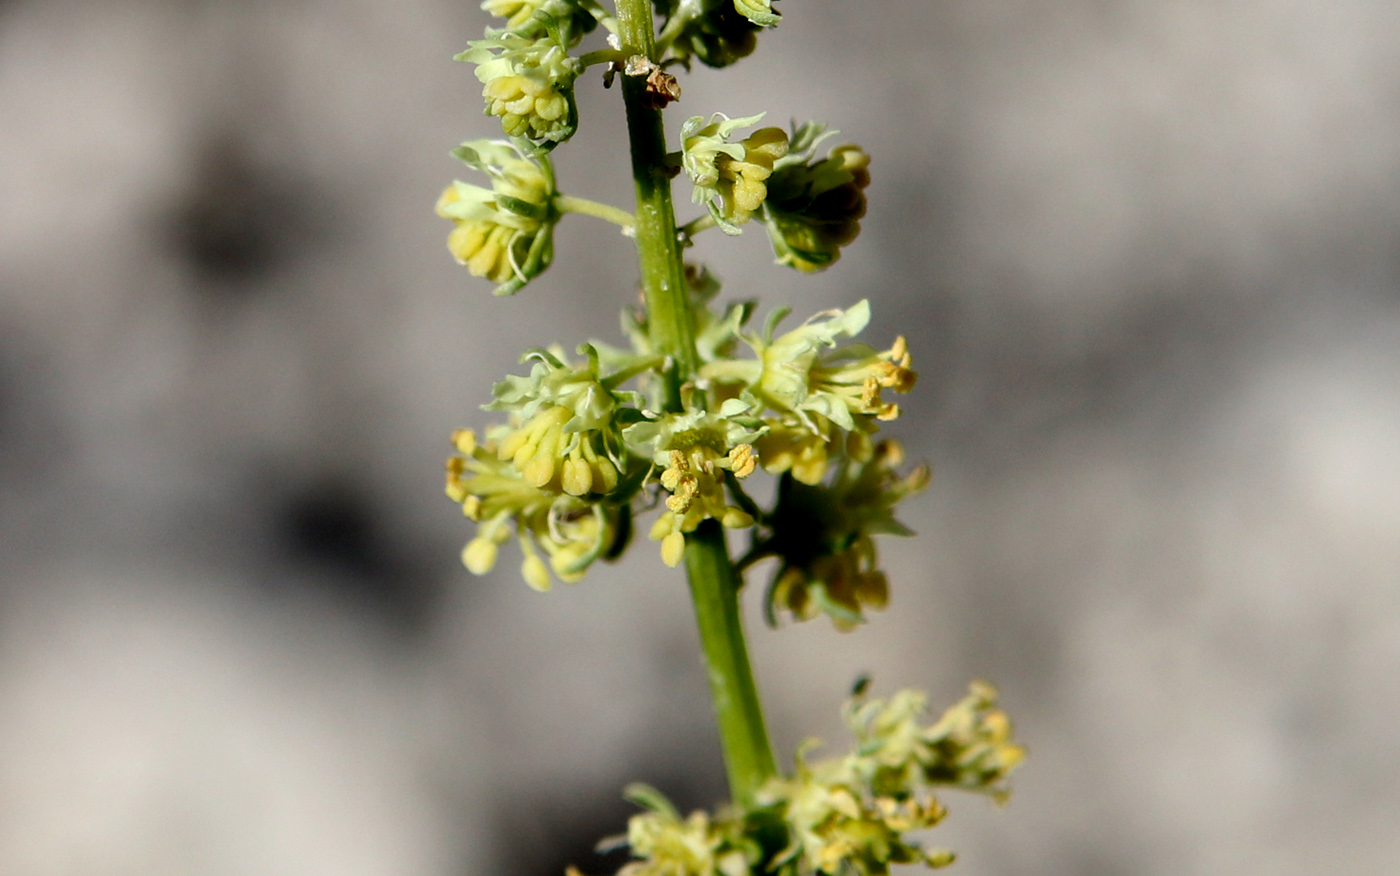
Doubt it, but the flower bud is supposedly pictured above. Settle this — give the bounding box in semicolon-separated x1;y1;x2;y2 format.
482;0;600;44
520;543;553;592
656;0;773;68
681;113;790;232
456;28;580;150
462;537;500;575
761;125;871;271
732;0;779;27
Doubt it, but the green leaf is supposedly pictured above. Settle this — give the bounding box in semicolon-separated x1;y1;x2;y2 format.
623;782;680;819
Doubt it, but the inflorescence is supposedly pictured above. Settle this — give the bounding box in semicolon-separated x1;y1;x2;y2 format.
602;682;1025;876
445;285;923;629
438;1;1022;873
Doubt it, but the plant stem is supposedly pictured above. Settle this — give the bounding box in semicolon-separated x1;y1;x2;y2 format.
679;212;719;240
613;0;779;806
615;0;695;411
578;48;627;69
554;195;636;231
684;520;779;803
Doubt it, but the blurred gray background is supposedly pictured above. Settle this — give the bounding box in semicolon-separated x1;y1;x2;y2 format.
2;1;1398;874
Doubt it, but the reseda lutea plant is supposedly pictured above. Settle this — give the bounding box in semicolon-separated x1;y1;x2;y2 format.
438;1;1025;873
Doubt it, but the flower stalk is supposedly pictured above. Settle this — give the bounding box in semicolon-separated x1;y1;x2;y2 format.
553;194;636;230
616;0;777;804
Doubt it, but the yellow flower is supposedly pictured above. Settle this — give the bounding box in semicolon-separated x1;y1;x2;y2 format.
457;30;580;149
485;344;642;495
762;124;872;271
484;71;572;138
496;404;621;496
701;300;917;485
446;428;619;590
681;113;790;231
761;439;929;628
704;300;916;433
648;444;757;568
435;140;556;295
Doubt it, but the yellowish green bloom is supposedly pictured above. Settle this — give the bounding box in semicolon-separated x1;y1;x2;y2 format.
844;682;1027;802
604;684;1019;876
761;439;929;629
446;428;621;590
486;344;647;496
760;748;950;876
482;0;604;43
625;402;766;567
750;421;836;487
456;26;580;149
732;0;779;27
752;683;1022;876
761;123;871;272
613;784;752;876
681;113;790;233
436;139;557;295
701;300;916;487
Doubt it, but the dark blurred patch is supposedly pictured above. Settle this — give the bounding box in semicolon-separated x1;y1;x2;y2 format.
273;476;439;635
491;767;722;876
163;136;325;289
0;317;62;481
0;330;13;457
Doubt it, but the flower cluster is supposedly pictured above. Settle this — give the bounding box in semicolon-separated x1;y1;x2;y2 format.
762;440;930;629
762;123;872;272
679;118;871;271
625;403;765;566
456;19;582;149
486;345;641;495
605;784;753;876
447;427;624;590
843;682;1026;803
593;683;1023;876
436;140;558;295
681;113;790;232
437;4;1024;876
447;290;922;599
483;0;604;41
654;0;781;69
703;300;917;481
446;346;649;589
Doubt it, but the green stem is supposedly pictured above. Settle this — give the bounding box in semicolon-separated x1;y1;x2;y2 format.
615;0;695;410
679;212;719;240
614;0;779;806
684;521;779;803
578;48;627;69
554;195;636;231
